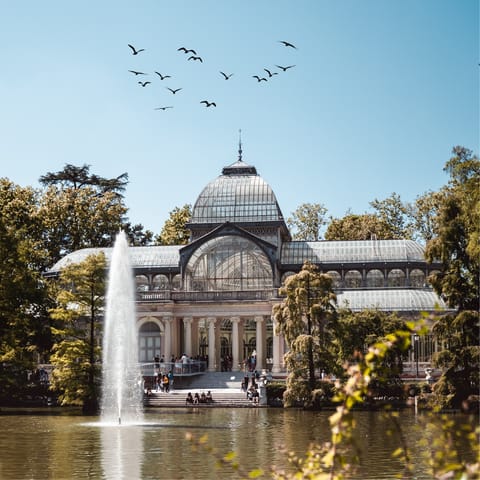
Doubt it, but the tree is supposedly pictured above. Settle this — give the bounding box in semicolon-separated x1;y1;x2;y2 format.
287;203;328;241
408;190;445;244
0;179;52;403
123;222;154;246
49;253;106;413
273;262;336;407
155;204;192;245
425;146;479;311
325;213;394;240
430;310;480;410
38;164;131;264
370;192;413;239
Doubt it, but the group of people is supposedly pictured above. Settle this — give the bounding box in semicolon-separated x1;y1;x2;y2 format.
155;370;173;393
185;391;213;405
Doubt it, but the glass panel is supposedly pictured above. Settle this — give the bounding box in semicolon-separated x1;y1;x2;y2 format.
326;270;341;288
366;269;384;288
388;269;405;287
410;269;425;288
344;270;362;288
185;235;273;291
135;275;149;291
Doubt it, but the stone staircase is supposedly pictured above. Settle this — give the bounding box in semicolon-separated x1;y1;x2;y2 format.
144;371;257;408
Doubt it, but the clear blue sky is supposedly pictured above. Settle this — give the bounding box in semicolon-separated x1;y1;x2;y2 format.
1;0;478;234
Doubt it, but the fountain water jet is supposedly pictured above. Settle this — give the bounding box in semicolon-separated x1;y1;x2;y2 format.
101;231;143;425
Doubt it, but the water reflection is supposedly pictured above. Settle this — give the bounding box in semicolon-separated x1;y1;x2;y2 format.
0;410;475;479
101;425;143;480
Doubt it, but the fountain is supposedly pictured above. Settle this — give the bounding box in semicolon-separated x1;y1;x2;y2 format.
100;231;144;425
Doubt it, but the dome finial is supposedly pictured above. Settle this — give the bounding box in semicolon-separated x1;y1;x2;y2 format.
238;129;243;161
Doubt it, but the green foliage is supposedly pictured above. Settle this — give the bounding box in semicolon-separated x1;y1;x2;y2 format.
425;148;479;311
155;204;192;245
274;262;337;406
287;203;328;240
369;192;413;240
49;253;106;411
324;213;393;240
429;310;480;410
0;179;52;402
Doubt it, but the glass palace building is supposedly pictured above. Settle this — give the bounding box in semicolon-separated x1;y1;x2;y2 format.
48;150;448;373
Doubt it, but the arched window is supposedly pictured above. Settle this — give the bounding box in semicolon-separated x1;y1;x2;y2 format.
410;269;425;287
152;274;169;290
185;235;273;291
135;275;149;292
366;269;384;288
388;269;405;287
344;270;362;288
138;321;161;362
326;270;341;288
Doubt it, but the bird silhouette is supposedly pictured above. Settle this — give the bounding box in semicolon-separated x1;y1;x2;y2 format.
128;44;145;55
128;70;147;76
155;72;171;80
220;71;233;80
264;68;278;77
138;81;151;87
253;75;268;82
154;106;173;110
166;87;182;94
188;56;203;62
278;40;297;49
177;47;197;54
276;64;296;71
200;100;216;107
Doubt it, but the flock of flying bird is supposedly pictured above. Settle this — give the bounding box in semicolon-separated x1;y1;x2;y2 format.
127;41;297;111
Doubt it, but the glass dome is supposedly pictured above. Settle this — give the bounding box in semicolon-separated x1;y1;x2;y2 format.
190;159;284;225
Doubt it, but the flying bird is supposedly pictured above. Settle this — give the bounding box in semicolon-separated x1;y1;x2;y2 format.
276;64;296;71
138;81;151;87
253;75;268;82
177;47;197;54
278;40;297;49
128;44;145;55
166;87;182;94
220;71;233;80
154;106;173;110
128;70;147;76
155;72;171;80
200;100;216;107
188;55;203;62
264;68;278;77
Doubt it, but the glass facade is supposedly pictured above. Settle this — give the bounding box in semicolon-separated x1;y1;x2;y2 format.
185;235;273;291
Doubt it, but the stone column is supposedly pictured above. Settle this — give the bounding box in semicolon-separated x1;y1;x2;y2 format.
207;317;216;371
254;315;265;370
231;317;240;371
183;317;193;357
163;316;173;363
272;316;282;373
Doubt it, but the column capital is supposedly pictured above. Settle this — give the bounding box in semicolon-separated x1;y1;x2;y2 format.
254;315;264;324
230;316;241;324
183;316;193;326
162;315;173;324
207;317;216;327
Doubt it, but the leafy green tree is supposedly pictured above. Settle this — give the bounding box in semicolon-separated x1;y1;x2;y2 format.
425;146;479;311
123;221;154;246
287;203;328;240
38;164;130;264
0;179;52;403
49;253;106;413
155;204;192;245
408;189;445;244
273;262;336;407
325;213;393;240
370;192;413;239
430;310;480;410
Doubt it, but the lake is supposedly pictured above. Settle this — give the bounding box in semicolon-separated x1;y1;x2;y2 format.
0;408;475;479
